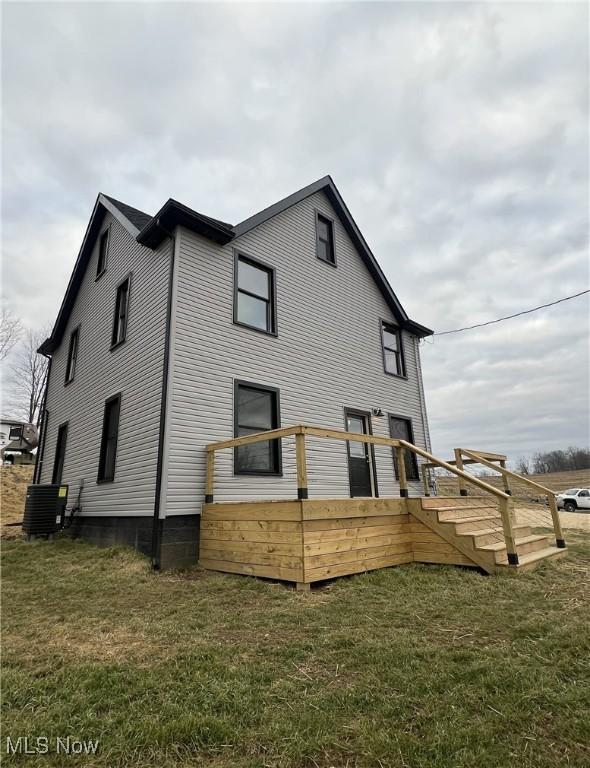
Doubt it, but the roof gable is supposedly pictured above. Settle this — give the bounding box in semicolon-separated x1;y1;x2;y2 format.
39;194;152;355
233;176;432;337
40;177;432;356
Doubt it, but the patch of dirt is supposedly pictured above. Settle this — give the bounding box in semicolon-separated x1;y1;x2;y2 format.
1;465;33;538
513;506;590;532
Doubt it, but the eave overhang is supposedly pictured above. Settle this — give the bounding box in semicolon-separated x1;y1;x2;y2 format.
136;199;234;248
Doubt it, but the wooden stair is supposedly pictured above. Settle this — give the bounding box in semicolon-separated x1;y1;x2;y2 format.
411;497;567;574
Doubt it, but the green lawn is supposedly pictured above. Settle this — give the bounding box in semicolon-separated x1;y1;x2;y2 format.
2;535;589;767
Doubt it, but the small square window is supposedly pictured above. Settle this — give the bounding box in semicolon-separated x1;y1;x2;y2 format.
315;212;336;265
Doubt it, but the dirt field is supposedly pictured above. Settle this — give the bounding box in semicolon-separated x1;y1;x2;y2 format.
438;467;590;496
0;465;34;538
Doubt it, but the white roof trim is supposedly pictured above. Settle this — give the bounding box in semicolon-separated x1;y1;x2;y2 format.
98;194;140;237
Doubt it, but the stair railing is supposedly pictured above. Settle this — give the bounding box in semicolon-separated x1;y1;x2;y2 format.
458;449;566;551
204;423;520;566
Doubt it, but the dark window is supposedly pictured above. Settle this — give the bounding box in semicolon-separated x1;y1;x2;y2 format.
111;277;130;347
9;425;22;441
390;416;418;481
316;213;335;264
234;255;276;334
234;381;281;475
52;423;68;484
97;394;121;483
382;322;405;376
97;230;109;277
65;327;79;384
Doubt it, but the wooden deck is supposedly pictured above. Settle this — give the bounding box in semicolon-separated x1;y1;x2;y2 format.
199;497;478;587
200;424;567;587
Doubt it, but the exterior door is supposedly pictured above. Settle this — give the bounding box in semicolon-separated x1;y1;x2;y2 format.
345;411;374;497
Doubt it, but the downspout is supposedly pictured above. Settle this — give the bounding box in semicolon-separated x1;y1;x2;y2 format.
414;337;432;453
33;353;52;484
150;221;177;569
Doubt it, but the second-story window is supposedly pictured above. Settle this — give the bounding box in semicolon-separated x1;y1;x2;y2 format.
316;212;336;265
65;327;79;384
381;322;405;377
97;229;109;278
111;277;130;348
234;254;276;335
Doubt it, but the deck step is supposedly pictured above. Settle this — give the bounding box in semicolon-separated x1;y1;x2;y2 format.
451;515;501;533
437;508;499;521
481;534;550;564
497;546;568;573
425;504;495;513
459;525;532;547
421;498;492;510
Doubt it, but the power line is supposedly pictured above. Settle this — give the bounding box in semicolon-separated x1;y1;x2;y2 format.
434;289;590;336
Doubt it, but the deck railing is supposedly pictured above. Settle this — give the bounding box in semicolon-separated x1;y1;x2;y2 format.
420;447;566;552
205;424;523;565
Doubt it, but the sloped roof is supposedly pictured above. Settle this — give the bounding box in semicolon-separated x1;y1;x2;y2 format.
102;194;152;232
40;177;433;354
136;198;234;248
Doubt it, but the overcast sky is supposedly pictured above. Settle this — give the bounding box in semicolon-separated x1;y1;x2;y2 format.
2;2;589;462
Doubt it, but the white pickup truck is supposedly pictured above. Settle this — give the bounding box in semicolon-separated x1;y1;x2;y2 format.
556;488;590;512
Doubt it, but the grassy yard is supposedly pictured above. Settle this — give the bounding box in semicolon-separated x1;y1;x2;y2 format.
2;531;590;768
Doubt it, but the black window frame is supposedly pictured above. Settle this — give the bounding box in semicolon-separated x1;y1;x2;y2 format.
233;251;278;337
52;421;69;485
233;379;282;476
64;326;80;385
96;227;110;279
111;274;131;350
381;320;406;378
97;393;121;484
315;210;336;266
389;414;419;481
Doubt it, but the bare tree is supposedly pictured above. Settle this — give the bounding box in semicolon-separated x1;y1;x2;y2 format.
0;308;22;361
515;456;530;475
8;327;50;425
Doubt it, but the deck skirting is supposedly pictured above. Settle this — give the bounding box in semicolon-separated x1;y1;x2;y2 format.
199;498;476;584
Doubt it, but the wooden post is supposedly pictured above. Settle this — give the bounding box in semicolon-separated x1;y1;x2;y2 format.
295;432;308;500
454;449;467;496
422;465;430;496
500;460;511;495
396;446;408;498
421;465;430;497
205;449;215;503
499;497;518;565
548;493;566;549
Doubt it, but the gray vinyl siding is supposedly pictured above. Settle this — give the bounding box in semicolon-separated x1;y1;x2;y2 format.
40;211;170;516
162;190;431;515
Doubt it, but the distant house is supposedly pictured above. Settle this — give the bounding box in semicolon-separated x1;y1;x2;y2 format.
1;419;38;463
34;176;433;567
1;420;22;452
